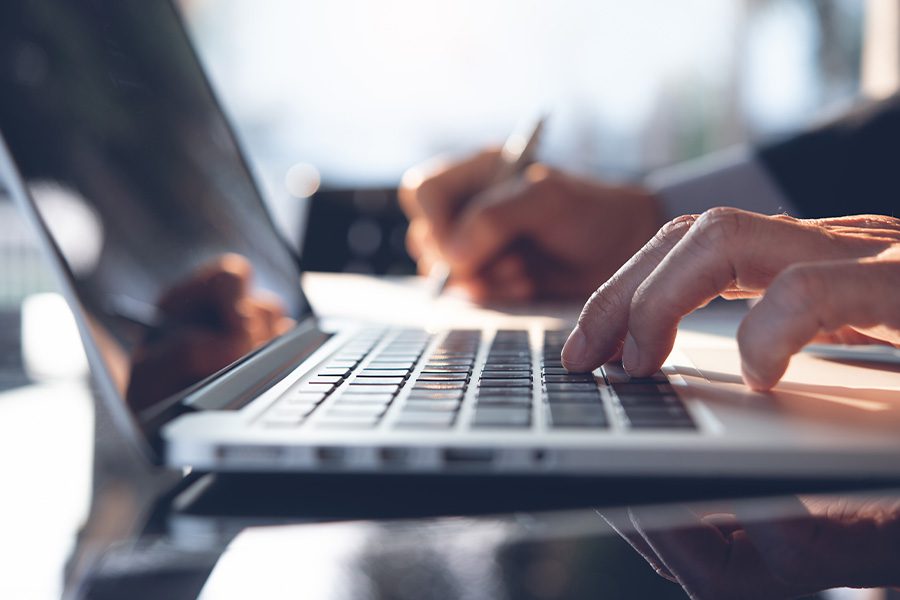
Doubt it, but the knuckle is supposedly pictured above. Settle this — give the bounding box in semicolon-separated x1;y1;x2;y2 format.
691;206;748;249
578;283;625;329
770;212;800;223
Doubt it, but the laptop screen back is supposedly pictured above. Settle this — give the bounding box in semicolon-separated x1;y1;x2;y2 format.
0;1;311;434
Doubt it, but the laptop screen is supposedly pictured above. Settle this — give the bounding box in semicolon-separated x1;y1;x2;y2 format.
0;1;311;429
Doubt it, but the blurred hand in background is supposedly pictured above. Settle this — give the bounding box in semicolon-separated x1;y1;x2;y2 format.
602;495;900;599
399;149;663;303
127;254;294;409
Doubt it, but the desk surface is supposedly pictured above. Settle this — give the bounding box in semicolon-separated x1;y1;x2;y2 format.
0;275;897;600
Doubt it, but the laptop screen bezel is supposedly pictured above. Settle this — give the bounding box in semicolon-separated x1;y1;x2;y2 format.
0;0;326;463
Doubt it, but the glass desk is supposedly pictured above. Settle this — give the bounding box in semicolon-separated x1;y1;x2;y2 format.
2;277;898;600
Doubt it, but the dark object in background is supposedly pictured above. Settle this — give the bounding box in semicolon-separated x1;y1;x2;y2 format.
300;188;416;275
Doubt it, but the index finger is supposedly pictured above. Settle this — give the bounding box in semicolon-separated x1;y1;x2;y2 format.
561;214;698;372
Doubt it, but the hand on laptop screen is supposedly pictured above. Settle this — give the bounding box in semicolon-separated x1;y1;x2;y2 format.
126;254;294;410
561;208;900;390
399;149;662;302
601;495;900;598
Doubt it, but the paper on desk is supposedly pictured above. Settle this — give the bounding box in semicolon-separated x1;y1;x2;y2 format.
301;273;573;330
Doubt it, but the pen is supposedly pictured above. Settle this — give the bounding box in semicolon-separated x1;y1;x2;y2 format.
428;116;546;297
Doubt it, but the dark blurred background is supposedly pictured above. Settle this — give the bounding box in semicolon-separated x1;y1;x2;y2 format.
0;0;881;297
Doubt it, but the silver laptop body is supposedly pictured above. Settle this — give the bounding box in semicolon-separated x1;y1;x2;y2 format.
3;0;900;480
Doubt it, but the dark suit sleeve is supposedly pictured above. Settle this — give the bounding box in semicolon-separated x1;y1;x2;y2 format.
755;94;900;218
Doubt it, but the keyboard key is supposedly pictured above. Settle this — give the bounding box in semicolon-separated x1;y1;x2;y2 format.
318;367;352;378
366;362;416;371
315;416;380;429
415;373;469;382
617;393;683;408
407;390;465;401
544;382;598;392
603;363;668;384
394;412;457;428
623;405;690;420
352;376;406;386
422;364;471;372
345;384;400;395
326;405;387;418
326;359;359;368
358;369;409;378
544;392;602;403
628;419;695;429
471;406;531;428
543;374;596;383
335;393;395;405
477;395;532;406
480;369;531;378
297;381;338;393
426;359;474;366
286;391;328;404
622;401;696;429
547;404;608;428
399;399;460;411
478;378;532;387
476;387;533;397
541;367;579;375
309;375;344;385
373;354;421;362
613;383;675;395
483;365;531;373
413;382;467;391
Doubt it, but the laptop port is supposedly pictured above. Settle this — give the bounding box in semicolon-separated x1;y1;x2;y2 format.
443;448;495;465
315;446;346;465
379;447;412;465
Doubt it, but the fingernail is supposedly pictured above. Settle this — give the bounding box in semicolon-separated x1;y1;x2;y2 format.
561;326;587;369
622;333;640;375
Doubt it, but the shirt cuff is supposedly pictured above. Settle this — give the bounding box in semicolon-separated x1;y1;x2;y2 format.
645;146;796;221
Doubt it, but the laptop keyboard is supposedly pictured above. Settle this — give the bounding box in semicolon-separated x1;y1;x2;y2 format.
260;328;697;432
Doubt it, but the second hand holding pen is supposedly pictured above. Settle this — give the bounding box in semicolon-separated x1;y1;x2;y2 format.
428;116;546;297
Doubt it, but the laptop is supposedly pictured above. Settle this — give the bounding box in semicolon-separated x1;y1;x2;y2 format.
3;0;900;480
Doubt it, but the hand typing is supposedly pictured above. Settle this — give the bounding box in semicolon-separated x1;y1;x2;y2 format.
562;208;900;390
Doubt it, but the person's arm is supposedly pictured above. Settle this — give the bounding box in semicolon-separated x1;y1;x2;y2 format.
756;94;900;218
649;95;900;221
